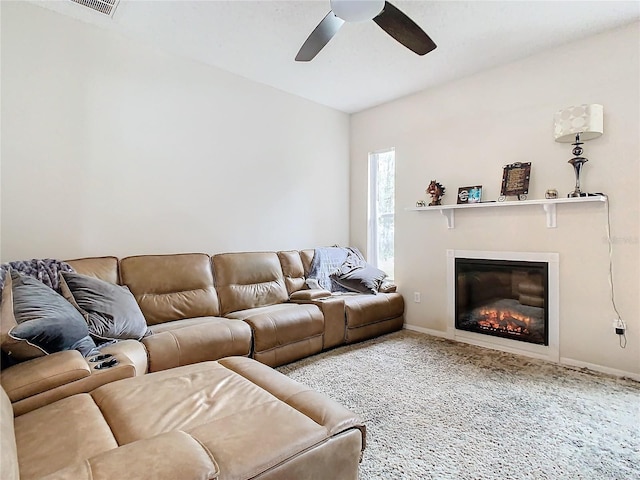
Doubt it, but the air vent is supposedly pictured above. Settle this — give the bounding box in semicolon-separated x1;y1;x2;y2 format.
70;0;120;17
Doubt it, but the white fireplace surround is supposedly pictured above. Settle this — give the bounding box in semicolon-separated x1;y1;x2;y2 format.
446;249;560;363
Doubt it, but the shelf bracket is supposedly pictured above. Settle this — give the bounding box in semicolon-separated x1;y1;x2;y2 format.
543;203;557;228
440;209;455;229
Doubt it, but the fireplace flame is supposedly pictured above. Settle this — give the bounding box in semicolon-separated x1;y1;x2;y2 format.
476;308;531;336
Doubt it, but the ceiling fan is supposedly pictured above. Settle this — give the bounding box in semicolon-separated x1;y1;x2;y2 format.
295;0;437;62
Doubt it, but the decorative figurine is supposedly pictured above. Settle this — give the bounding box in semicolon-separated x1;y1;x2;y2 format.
545;189;559;199
416;200;426;207
426;180;446;206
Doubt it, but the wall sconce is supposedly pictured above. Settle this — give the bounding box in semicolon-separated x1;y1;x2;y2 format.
553;104;604;197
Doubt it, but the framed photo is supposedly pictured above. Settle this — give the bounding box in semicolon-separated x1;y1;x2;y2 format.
457;185;483;204
500;162;531;197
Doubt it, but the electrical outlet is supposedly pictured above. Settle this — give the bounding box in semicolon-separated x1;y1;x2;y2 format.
613;318;626;335
414;292;421;303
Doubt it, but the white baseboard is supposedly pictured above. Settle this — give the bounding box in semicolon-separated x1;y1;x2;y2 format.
403;324;639;382
559;357;640;382
403;324;453;339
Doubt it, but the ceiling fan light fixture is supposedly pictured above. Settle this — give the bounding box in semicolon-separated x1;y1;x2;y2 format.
330;0;385;22
296;0;436;62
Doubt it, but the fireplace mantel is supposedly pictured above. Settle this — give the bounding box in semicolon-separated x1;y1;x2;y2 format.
406;195;607;229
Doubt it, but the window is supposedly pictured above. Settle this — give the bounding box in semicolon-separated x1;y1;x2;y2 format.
368;148;395;280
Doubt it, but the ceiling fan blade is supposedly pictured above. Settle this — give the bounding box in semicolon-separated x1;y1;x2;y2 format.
296;11;345;62
373;1;436;56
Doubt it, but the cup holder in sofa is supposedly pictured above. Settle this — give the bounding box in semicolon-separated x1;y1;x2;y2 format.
94;358;119;370
89;353;113;363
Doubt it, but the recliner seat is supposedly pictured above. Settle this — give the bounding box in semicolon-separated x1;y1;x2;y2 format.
213;252;325;367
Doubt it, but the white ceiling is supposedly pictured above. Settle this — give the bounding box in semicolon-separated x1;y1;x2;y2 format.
31;1;640;113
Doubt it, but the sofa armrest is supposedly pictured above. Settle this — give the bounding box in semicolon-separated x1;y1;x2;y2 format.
379;281;397;293
98;339;148;376
11;348;139;417
0;350;90;403
287;294;347;349
40;431;220;480
289;289;332;301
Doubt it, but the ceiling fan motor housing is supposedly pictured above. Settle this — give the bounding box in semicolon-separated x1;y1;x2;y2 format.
330;0;385;22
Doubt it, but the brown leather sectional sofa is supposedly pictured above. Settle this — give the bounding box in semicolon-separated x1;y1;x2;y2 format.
1;249;404;479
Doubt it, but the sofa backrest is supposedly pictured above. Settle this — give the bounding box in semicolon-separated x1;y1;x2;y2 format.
120;254;220;325
300;249;314;277
213;252;288;315
65;256;120;284
1;387;19;480
277;250;306;295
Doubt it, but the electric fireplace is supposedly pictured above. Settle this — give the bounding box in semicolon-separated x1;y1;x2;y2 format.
455;258;549;346
447;250;559;362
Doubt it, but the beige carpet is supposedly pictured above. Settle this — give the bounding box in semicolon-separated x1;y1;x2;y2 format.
278;330;639;480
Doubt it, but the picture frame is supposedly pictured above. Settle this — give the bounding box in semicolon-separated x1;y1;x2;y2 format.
457;185;483;204
500;162;531;198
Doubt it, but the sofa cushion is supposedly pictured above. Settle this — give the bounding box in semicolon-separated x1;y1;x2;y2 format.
120;254;220;325
43;431;220;480
14;393;118;480
213;252;288;315
142;317;251;372
300;249;315;277
250;307;323;355
224;302;298;320
343;293;404;329
91;362;323;444
65;256;119;284
230;304;324;367
2;271;96;361
278;250;306;294
60;271;149;343
211;357;365;478
343;292;405;343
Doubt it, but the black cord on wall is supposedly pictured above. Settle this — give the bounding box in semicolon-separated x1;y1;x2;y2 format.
604;195;626;348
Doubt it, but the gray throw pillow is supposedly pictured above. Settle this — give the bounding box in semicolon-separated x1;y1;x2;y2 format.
60;271;149;343
6;270;97;358
330;252;387;295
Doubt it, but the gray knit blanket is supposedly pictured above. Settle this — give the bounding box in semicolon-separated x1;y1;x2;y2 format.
0;259;75;294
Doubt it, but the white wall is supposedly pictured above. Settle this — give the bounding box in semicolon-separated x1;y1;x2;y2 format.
0;2;350;260
351;23;640;376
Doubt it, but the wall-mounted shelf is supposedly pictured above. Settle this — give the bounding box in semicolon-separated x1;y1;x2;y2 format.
405;196;607;229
